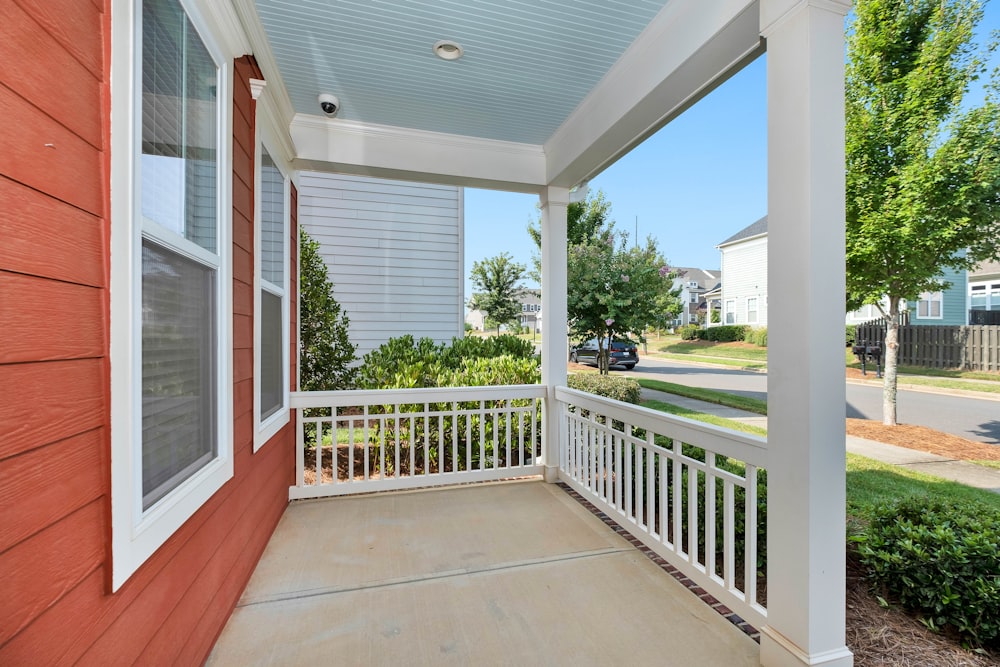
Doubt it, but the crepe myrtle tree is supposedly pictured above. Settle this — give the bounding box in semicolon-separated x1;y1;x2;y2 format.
846;0;1000;425
568;231;681;374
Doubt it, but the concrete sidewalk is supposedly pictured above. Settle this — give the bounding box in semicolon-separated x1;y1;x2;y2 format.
641;388;1000;494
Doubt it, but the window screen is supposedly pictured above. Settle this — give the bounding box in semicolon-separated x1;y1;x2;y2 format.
142;241;217;509
259;147;286;423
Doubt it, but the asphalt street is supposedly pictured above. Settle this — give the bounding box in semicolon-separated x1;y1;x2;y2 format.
620;356;1000;446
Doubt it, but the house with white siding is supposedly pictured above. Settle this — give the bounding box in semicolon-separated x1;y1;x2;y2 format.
717;216;768;327
299;173;464;358
671;268;720;326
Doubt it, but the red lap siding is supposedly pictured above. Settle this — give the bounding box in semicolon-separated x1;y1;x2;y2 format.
0;2;294;662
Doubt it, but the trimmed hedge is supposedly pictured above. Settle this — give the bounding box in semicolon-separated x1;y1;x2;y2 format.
700;324;748;342
856;497;1000;648
567;373;641;404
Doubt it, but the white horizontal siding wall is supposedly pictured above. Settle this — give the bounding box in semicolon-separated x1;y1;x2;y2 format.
720;236;768;326
299;172;464;358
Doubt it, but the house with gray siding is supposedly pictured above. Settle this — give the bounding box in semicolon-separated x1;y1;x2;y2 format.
671;268;720;326
299;172;464;357
717;216;768;327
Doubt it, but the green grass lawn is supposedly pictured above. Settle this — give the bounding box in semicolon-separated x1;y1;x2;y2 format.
656;340;769;362
973;460;1000;471
636;378;768;415
846;453;1000;517
640;399;768;437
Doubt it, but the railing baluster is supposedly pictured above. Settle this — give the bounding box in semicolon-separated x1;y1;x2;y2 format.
634;439;643;527
363;405;370;481
725;480;735;592
659;452;669;548
672;438;683;557
706;452;717;581
744;464;758;606
646;431;655;536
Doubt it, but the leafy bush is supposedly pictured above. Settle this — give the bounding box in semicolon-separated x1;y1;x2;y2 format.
677;324;701;340
743;327;768;347
699;325;749;342
567;373;641;404
856;497;1000;647
358;334;537;390
846;325;857;348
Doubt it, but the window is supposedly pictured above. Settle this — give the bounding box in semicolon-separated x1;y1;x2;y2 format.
110;0;231;590
725;299;736;324
971;283;1000;311
747;297;758;324
255;145;290;447
916;291;942;319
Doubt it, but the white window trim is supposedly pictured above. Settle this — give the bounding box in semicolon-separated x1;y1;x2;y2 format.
109;0;236;592
916;291;943;320
253;118;292;451
746;296;758;324
724;299;736;324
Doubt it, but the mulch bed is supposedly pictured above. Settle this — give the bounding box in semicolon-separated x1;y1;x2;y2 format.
846;419;1000;461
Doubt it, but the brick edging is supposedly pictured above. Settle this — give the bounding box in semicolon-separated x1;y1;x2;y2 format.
556;482;761;643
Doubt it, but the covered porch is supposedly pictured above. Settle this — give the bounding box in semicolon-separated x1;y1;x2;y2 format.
208;480;759;665
224;0;854;663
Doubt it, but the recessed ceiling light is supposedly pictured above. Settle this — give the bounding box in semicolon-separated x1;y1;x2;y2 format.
433;40;464;61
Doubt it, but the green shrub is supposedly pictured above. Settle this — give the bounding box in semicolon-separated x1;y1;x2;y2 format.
567;373;641;404
856;497;1000;647
846;325;857;348
696;324;748;342
743;327;768;347
677;324;701;340
358;334;536;389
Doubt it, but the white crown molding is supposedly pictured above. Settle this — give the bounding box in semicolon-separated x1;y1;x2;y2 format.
544;0;762;189
193;0;251;57
289;114;547;192
292;115;546;159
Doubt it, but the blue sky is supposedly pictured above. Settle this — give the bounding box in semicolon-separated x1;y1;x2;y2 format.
463;3;999;298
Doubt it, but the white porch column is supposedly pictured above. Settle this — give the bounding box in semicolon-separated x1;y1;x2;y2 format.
760;1;853;666
539;186;569;482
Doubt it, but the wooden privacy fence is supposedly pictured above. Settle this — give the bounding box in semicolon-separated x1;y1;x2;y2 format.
854;323;1000;372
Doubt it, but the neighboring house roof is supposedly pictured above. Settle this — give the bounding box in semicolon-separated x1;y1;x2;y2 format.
718;215;767;248
674;267;720;288
970;260;1000;281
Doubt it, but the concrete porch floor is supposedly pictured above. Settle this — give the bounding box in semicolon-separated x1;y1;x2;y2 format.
207;480;759;666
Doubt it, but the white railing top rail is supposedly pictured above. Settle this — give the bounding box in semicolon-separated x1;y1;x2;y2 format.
554;386;768;467
291;384;547;409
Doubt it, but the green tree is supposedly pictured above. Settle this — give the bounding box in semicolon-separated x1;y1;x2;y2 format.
469;253;526;334
846;0;1000;425
527;190;613;282
568;231;681;373
299;230;357;390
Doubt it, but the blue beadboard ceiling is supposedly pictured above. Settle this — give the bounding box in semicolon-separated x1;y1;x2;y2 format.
254;0;671;144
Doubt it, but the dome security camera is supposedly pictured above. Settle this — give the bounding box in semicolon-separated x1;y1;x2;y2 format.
318;93;340;117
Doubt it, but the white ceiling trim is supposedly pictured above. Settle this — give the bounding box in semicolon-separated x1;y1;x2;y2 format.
230;0;297;137
289;115;547;192
544;0;763;188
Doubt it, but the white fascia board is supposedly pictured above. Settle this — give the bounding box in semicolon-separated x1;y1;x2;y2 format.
544;0;763;188
290;115;546;193
719;233;768;249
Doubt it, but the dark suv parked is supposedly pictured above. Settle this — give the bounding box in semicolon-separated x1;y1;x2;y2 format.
569;338;638;370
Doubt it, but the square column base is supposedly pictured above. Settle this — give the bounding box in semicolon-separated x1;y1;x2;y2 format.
760;627;853;667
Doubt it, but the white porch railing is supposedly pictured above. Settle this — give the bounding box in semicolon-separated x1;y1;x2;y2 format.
554;386;769;629
290;385;546;500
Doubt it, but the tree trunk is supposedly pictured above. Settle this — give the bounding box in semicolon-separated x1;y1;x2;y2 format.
882;299;900;426
598;337;609;375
